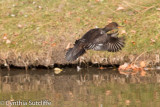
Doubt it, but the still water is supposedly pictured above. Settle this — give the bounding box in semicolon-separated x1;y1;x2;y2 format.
0;67;160;107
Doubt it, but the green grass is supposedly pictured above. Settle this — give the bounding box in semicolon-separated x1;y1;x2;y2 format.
0;0;160;63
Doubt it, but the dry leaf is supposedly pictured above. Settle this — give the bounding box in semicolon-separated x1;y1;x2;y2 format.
130;30;136;33
54;68;63;74
124;20;128;24
96;0;103;2
6;39;11;44
121;30;126;34
12;4;16;7
3;36;7;40
119;62;147;76
13;33;19;36
51;43;56;47
38;6;42;9
98;66;106;70
42;41;48;46
116;6;125;11
125;100;131;105
66;43;71;50
11;14;15;17
33;1;36;4
131;41;135;45
105;90;111;96
156;8;160;11
118;63;129;70
140;61;146;68
17;24;23;28
24;15;28;17
150;38;156;43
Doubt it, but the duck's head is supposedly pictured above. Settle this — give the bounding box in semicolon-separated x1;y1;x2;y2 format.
103;22;119;32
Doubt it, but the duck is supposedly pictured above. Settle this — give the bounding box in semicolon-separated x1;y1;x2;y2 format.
65;22;125;62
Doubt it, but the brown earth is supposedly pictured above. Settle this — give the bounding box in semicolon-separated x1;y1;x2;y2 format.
0;46;160;69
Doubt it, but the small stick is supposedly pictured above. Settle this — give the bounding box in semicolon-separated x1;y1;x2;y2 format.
123;1;140;13
131;51;147;64
106;6;118;14
141;5;156;14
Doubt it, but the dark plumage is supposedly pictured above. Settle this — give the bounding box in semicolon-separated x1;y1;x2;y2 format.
66;22;125;62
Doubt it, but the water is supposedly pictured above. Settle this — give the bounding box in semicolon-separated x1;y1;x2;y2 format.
0;67;160;107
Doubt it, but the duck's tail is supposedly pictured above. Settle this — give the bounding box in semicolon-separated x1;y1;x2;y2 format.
65;43;86;62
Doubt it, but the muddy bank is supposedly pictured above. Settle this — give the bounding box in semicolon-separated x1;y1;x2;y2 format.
0;49;160;68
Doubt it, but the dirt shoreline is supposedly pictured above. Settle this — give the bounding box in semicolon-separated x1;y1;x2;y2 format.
0;49;159;69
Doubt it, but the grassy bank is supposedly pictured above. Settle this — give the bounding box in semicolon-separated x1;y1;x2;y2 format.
0;0;160;67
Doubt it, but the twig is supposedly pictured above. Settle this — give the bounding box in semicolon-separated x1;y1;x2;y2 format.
106;6;119;14
123;1;146;8
123;1;140;13
4;59;10;71
141;5;156;14
131;51;147;64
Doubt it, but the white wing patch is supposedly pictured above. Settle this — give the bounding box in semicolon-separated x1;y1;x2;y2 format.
93;44;104;50
92;37;125;52
100;30;105;35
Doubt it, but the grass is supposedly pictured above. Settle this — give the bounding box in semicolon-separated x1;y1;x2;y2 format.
0;0;160;65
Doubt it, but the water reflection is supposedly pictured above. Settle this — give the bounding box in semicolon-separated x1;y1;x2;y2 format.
0;68;160;107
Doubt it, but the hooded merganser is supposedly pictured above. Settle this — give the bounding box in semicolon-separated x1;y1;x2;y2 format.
66;22;125;62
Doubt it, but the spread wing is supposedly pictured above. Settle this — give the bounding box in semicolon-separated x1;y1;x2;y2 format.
92;32;125;52
73;29;125;52
78;28;106;49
